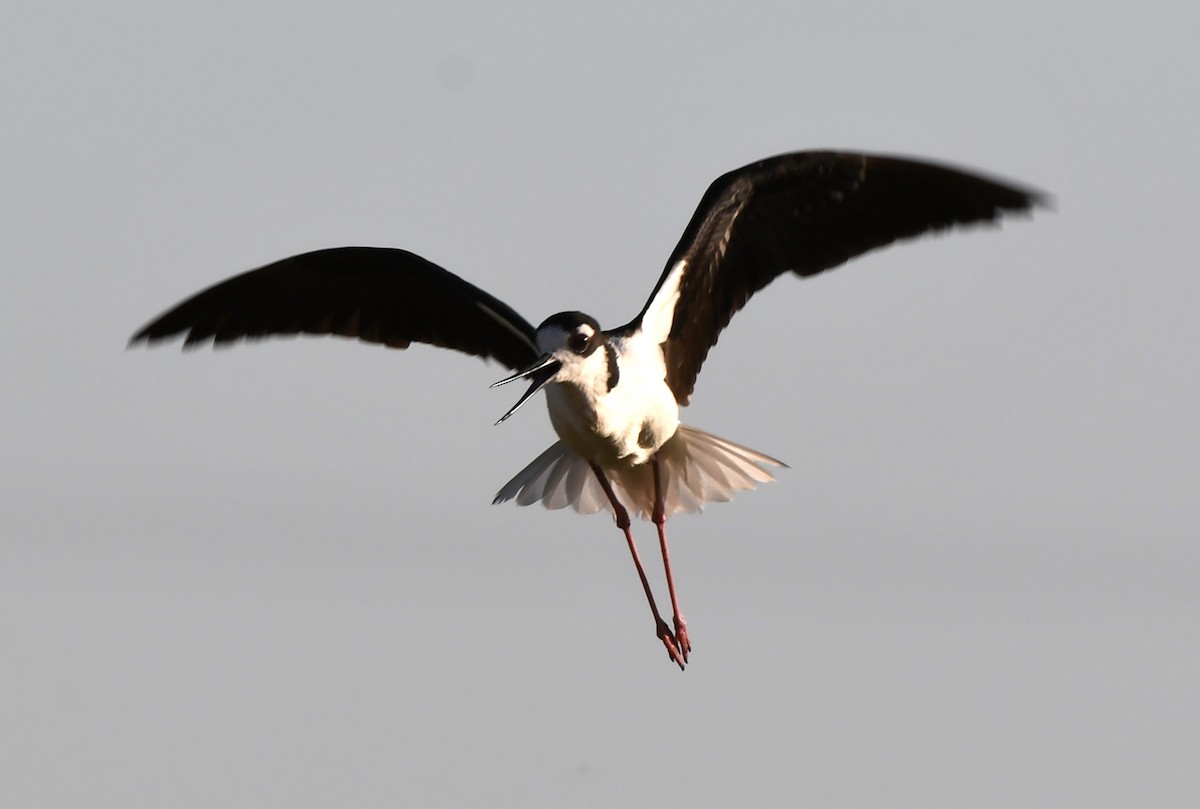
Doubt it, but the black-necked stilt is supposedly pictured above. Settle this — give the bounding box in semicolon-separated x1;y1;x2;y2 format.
132;150;1042;669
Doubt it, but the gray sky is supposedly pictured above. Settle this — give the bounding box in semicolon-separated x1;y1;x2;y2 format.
3;2;1198;807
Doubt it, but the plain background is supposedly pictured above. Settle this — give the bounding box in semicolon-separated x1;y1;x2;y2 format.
3;2;1197;807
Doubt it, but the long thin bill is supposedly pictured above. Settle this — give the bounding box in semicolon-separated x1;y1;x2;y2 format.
493;356;560;424
489;354;557;388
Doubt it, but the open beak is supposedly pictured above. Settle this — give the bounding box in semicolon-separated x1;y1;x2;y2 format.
490;354;561;424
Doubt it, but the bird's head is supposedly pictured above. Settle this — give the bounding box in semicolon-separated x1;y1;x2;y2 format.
490;311;607;424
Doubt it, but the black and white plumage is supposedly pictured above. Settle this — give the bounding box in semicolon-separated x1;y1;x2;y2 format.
131;150;1042;669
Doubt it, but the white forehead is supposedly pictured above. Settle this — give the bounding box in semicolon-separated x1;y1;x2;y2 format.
535;321;594;353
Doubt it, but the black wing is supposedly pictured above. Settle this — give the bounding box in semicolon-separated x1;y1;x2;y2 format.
130;247;539;371
633;151;1045;404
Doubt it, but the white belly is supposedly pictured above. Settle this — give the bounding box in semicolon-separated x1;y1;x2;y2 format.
544;337;680;469
545;382;679;468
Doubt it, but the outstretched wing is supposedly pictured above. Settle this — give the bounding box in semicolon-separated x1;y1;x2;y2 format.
630;151;1044;404
130;246;539;371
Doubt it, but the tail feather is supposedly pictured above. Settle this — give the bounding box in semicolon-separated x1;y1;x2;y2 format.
493;425;785;520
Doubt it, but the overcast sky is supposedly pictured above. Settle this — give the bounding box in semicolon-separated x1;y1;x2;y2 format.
3;2;1198;807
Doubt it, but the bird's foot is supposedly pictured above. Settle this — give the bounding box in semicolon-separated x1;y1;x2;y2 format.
674;616;691;663
656;620;687;670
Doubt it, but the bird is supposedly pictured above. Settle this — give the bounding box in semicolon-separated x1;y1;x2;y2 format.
131;150;1042;669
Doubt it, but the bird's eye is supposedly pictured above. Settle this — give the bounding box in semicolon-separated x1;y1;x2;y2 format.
569;333;590;354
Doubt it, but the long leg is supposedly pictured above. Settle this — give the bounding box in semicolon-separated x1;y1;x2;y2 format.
590;462;686;670
652;457;690;662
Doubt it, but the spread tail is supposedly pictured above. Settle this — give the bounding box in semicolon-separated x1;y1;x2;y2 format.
493;425;785;520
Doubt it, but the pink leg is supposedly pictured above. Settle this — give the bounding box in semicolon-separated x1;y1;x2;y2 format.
590;462;686;670
652;458;690;662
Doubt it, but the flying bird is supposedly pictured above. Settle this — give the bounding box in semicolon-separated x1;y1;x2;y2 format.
131;150;1042;669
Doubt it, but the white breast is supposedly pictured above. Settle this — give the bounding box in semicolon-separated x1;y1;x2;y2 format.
544;331;680;469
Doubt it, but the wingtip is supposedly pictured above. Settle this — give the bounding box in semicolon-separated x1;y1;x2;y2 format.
128;325;210;352
126;326;156;350
1028;188;1056;213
